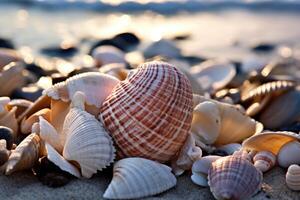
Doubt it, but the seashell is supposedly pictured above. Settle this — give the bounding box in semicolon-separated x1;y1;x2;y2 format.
143;39;181;59
208;155;263;200
0;139;10;166
100;61;193;162
0;126;13;150
92;45;126;67
103;157;177;199
190;60;236;92
259;89;300;129
43;72;120;108
0;48;22;68
99;63;129;81
172;134;202;173
253;151;276;172
277;141;300;168
7;99;33;119
0;62;27;96
191;155;221;187
5;133;41;175
216;143;242;155
21;108;51;134
286;164;300;191
0;105;18;137
191;95;260;146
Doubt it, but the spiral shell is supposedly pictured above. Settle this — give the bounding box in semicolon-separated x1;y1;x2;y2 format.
100;61;193;162
253;151;276;172
208;155;263;200
103;157;176;199
286;164;300;191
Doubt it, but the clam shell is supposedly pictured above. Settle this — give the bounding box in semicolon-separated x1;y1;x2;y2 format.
92;45;126;66
21;108;51;134
100;61;193;162
277;141;300;168
5;133;40;175
62;92;115;178
103;157;177;199
43;72;120;108
253;151;276;172
242;131;300;155
190;60;236;92
208;155;263;200
286;164;300;191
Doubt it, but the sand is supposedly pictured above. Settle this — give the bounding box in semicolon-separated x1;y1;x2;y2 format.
0;167;298;200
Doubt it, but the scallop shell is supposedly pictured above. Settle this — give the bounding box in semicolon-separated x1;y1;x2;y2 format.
253;151;276;172
190;60;236;92
100;61;193;162
43;72;120;108
5;133;41;175
191;155;221;187
92;45;126;67
286;164;300;191
277;141;300;168
99;63;129;81
208;155;263;200
21;108;51;134
0;62;26;96
192;95;260;146
103;157;177;199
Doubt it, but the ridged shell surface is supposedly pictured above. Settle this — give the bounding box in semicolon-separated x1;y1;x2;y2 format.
253;151;276;172
103;157;177;199
208;155;262;200
100;61;193;162
286;164;300;191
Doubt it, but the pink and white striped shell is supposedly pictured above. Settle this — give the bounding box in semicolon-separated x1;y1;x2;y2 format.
286;164;300;191
208;155;263;200
253;151;276;173
100;61;193;163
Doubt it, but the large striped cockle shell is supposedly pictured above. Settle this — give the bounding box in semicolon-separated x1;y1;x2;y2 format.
243;131;300;168
253;151;276;173
192;95;261;146
208;155;263;200
39;92;115;178
191;155;221;187
103;157;177;199
100;61;193;163
286;164;300;191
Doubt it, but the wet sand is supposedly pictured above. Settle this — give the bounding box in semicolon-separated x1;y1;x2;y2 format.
0;167;298;200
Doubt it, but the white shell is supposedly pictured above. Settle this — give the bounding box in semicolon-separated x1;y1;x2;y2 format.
103;157;177;199
45;143;81;178
92;45;126;66
253;151;276;173
286;164;300;191
190;60;236;92
43;72;120;108
217;143;242;155
143;39;181;58
278;141;300;168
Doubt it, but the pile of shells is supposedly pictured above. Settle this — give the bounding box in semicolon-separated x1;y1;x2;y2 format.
1;33;300;200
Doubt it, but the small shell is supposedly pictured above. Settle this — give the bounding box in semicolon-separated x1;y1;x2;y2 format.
5;133;40;175
253;151;276;172
43;72;120;108
0;48;22;68
99;63;129;81
62;92;115;178
0;139;10;166
216;143;242;155
208;155;263;200
100;61;193;162
0;126;13;150
92;45;126;67
286;164;300;191
7;99;33;119
277;141;300;168
21;108;51;134
191;155;221;187
0;106;18;139
190;60;236;92
103;157;176;199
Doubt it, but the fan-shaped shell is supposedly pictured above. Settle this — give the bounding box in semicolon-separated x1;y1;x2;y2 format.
190;60;236;92
100;61;193;162
253;151;276;172
103;157;177;199
43;72;120;108
208;155;263;200
5;133;40;175
286;164;300;191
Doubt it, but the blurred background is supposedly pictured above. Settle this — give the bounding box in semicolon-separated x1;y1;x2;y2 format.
1;0;300;78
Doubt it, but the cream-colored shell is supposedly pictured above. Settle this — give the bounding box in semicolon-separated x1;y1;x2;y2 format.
286;164;300;191
277;141;300;168
103;157;177;199
0;97;18;137
253;151;276;173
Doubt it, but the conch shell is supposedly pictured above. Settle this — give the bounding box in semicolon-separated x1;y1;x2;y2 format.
286;164;300;191
103;157;177;199
100;61;193;163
